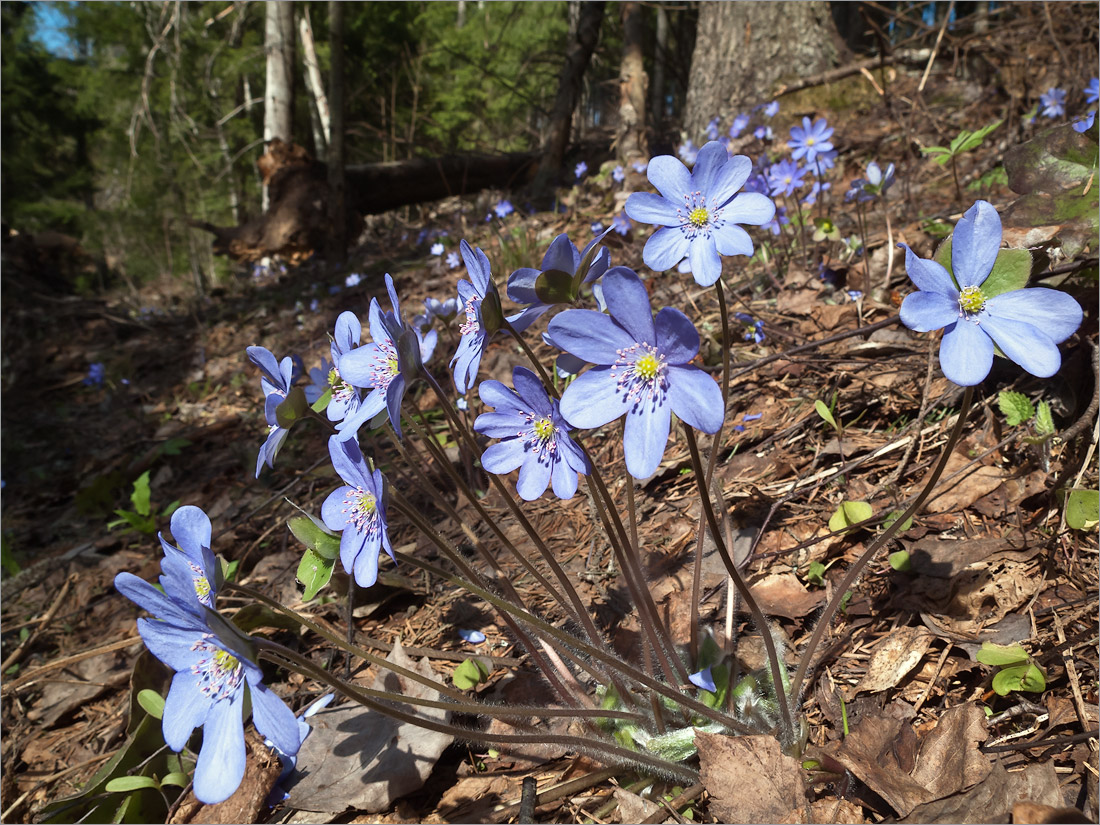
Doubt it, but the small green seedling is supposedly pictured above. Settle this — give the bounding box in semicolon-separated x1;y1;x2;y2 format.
829;501;872;535
976;642;1047;696
887;550;912;572
288;514;342;600
452;658;490;690
998;390;1056;446
814;398;839;433
107;471;180;536
805;559;838;587
922;119;1003;199
1064;489;1099;531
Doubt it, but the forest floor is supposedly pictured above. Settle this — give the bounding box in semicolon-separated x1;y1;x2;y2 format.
2;27;1099;825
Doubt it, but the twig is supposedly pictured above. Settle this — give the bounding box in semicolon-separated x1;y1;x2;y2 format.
1;573;78;673
917;0;957;93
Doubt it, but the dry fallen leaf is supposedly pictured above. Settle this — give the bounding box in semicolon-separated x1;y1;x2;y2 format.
854;626;933;695
697;731;808;824
899;761;1063;823
909;703;990;798
827;715;934;818
749;571;825;620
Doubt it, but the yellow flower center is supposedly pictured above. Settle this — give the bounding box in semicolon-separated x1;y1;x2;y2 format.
806;136;816;146
688;207;709;228
533;417;556;442
958;285;987;314
635;352;660;380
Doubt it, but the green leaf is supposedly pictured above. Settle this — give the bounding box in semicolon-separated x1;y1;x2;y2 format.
452;657;490;690
991;662;1047;696
814;399;837;430
158;772;190;788
1065;489;1100;531
829;501;873;534
288;515;342;560
311;387;332;413
136;689;164;720
976;642;1030;667
888;550;912;572
105;776;158;793
130;471;152;517
1034;401;1055;436
296;548;336;601
935;240;1031;298
805;561;826;587
998;391;1035;426
274;387;310;429
882;510;914;533
158;437;192;457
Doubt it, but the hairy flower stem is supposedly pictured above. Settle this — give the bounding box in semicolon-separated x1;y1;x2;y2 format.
253;640;701;783
683;425;796;746
785;386;975;709
790;194;809;269
504;321;557;393
690;280;733;662
856;202;871;297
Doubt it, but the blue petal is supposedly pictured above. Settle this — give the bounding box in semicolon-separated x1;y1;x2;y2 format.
246;347;285;392
516;453;552;500
385;374;406;438
689;141;730;196
900;291;958;332
559;368;630;429
688;236;722;287
549;452;580;500
986;288;1082;345
328;435;370;489
721;192;775;226
981;315;1062;378
339;524;369;580
506;267;541;305
248;681;301;757
478;379;526;416
603;268;656;344
542;233;579;274
646;154;692;203
712;223;754;260
548;310;636;365
624;192;680;225
951;200;1002;288
689;666;716;692
475;410;524;441
333;311;361;355
512;367;553;415
667;366;724;433
703;154;752;207
116;573;205;629
939;321;994;386
900;244;956;295
352;537;382;587
137;619;205;672
321;485;355;532
192;691;246;804
642;227;691;273
623;401;672;479
169;506;211;560
481;438;527;475
654;308;700;365
163;669;211;751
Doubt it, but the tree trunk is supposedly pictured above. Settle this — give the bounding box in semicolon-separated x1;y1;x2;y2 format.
650;4;668;137
263;1;295;211
326;0;347;266
616;2;648;161
682;1;845;139
533;0;606;192
299;8;330;160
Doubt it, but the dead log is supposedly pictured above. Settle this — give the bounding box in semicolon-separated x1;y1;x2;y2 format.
193;139;538;263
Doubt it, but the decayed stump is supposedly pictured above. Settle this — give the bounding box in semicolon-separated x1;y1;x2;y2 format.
194;139;538;263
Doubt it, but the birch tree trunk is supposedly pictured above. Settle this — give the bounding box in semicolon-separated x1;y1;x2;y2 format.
326;0;347;265
263;1;296;212
299;8;330;160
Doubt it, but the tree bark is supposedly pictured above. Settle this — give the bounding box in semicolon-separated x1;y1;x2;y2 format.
326;0;346;265
615;2;648;161
650;4;669;137
533;1;606;192
682;1;845;139
263;1;295;211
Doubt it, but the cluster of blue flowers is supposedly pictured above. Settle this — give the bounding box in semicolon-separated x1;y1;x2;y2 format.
1035;78;1099;132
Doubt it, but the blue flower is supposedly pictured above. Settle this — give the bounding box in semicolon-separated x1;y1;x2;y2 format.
506;231;611;331
157;506;219;615
83;362;105;386
1086;77;1099;105
458;629;486;644
305;357;333;405
899;200;1083;386
345;272;362;288
788;117;834;163
321;435;395;587
425;295;461;324
764;101;779;118
611;211;632;236
547;268;724;479
430;242;445;256
450;241;503;394
115;528;300;804
474;366;589;500
624;141;776;287
729;113;750;138
811;149;838;174
766;159;806;197
764;206;789;236
1039;87;1067;118
846;161;896;203
338;274;419;439
494;199;514;219
1073;111;1096;133
575;161;588;180
632;160;648;174
752;125;772;141
706;117;720;141
677;140;699;165
446;251;461;270
802;180;830;206
247;346;294;477
689;666;716;692
613;164;626;183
